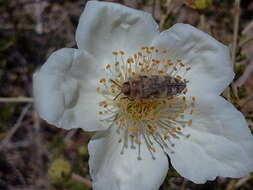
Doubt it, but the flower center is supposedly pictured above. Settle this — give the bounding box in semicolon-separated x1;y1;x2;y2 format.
124;99;162;120
97;46;195;160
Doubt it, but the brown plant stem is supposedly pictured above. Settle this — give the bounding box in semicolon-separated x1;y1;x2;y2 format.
231;0;241;67
72;173;92;188
0;97;33;103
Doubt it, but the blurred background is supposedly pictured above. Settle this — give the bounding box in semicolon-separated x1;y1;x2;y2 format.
0;0;253;189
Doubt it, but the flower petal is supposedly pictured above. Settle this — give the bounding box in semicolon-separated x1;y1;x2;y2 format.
33;48;106;131
152;24;234;96
167;95;253;184
88;127;168;190
76;1;159;65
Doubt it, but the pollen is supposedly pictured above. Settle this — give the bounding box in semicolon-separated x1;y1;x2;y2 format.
119;51;125;55
96;46;195;160
106;64;111;69
99;78;106;83
186;67;191;71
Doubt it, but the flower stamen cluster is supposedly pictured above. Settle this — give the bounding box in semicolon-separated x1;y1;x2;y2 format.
97;47;195;160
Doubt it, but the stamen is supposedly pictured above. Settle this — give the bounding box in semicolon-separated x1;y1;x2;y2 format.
137;132;142;160
96;46;195;160
130;135;136;149
143;132;156;160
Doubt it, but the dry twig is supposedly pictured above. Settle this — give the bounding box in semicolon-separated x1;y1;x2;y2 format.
0;97;33;103
239;33;253;48
234;56;253;87
242;20;253;35
235;175;251;189
238;93;253;108
64;129;78;145
72;173;92;188
0;104;32;148
231;0;241;67
180;179;187;190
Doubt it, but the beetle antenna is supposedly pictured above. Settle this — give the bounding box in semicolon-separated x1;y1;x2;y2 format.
114;92;122;100
109;79;121;87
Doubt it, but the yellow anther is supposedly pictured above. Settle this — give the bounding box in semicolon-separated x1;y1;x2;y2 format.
106;64;111;69
150;46;155;50
192;96;196;102
146;50;152;54
177;127;182;131
134;54;138;59
149;147;156;152
127;58;134;63
186;67;191;71
188;120;193;126
99;78;106;83
98;111;103;115
166;59;172;63
128;68;132;73
155;60;160;64
176;75;182;80
138;52;142;57
112;51;118;55
163;130;170;135
167;62;173;66
143;58;148;64
173;67;178;71
119;51;125;55
179;62;185;67
135;140;141;145
110;84;116;88
99;101;107;107
172;127;177;131
96;87;100;92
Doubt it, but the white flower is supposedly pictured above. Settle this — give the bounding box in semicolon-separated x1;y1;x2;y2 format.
33;1;253;190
